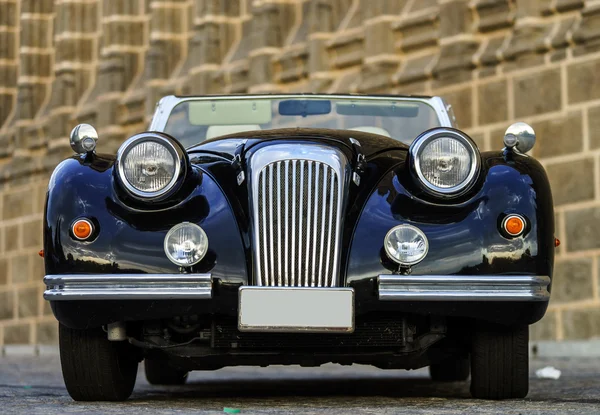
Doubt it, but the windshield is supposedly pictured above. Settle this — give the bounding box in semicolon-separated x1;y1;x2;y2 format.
162;97;442;148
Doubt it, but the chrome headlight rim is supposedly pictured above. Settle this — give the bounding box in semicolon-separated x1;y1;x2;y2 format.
116;132;184;200
410;128;480;196
384;224;429;266
163;222;209;267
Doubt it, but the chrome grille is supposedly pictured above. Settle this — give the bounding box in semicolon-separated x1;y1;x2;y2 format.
250;144;348;287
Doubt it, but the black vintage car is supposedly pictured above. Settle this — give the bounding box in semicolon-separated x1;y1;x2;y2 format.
44;94;554;401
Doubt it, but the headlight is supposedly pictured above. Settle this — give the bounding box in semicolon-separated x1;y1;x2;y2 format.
410;128;479;195
164;222;209;266
384;224;428;265
116;133;182;199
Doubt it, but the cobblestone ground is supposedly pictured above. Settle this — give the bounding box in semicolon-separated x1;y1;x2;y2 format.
1;355;599;414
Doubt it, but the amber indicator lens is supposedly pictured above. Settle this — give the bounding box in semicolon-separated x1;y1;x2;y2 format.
72;219;93;240
503;215;525;237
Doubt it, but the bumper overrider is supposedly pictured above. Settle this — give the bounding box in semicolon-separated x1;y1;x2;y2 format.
43;274;550;302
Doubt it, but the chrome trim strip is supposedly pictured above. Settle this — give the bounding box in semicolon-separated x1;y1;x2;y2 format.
378;275;551;301
43;274;212;300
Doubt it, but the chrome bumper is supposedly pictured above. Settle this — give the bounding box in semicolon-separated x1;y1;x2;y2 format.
378;275;550;301
43;274;212;300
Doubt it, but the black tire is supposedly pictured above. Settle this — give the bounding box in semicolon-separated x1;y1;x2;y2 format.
145;358;188;385
59;324;138;401
430;354;470;382
470;324;529;400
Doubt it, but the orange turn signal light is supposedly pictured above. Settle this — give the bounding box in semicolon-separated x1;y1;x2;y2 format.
555;238;561;248
38;250;44;258
502;214;525;237
72;219;94;240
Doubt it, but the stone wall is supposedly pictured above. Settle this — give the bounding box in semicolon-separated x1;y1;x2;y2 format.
0;0;599;346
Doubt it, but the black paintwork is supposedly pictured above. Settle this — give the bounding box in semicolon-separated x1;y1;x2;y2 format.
45;127;554;331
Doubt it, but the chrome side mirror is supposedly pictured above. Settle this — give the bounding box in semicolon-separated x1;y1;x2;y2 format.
70;124;98;154
503;122;536;153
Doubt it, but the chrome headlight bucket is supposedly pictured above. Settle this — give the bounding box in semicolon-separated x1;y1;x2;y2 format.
116;132;186;200
409;128;480;196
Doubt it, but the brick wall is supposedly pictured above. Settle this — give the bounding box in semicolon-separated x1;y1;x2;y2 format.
0;0;599;346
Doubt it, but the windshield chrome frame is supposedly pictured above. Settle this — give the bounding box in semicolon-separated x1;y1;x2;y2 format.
148;94;454;134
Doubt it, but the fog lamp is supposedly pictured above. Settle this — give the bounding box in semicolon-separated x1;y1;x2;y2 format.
164;222;208;267
384;224;428;266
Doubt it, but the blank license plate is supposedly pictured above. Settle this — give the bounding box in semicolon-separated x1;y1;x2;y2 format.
238;287;354;333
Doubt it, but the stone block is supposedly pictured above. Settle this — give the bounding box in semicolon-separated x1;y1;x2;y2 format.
394;54;436;85
365;20;394;57
0;258;7;286
3;324;30;345
478;80;508;125
3;224;20;252
433;40;478;86
530;312;556;341
328;30;365;69
565;206;600;252
394;13;438;53
0;290;14;320
17;287;38;318
568;57;600;104
3;189;34;220
0;2;17;27
562;307;600;339
439;0;471;37
589;105;600;150
532;111;583;159
10;254;31;284
513;68;562;117
358;61;398;93
472;0;513;32
546;158;594;206
571;4;600;55
441;87;473;129
469;132;486;150
37;321;58;344
31;254;44;283
22;220;42;249
552;258;594;303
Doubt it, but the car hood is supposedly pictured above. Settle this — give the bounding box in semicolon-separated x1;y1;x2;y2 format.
185;127;410;159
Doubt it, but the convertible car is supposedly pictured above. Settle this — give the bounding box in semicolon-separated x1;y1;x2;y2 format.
44;94;554;401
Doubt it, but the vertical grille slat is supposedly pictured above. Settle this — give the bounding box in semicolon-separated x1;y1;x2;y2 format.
305;161;313;287
268;164;275;287
251;145;346;288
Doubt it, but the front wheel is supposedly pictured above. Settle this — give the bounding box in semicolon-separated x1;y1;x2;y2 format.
145;358;188;385
59;324;139;401
470;324;529;400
